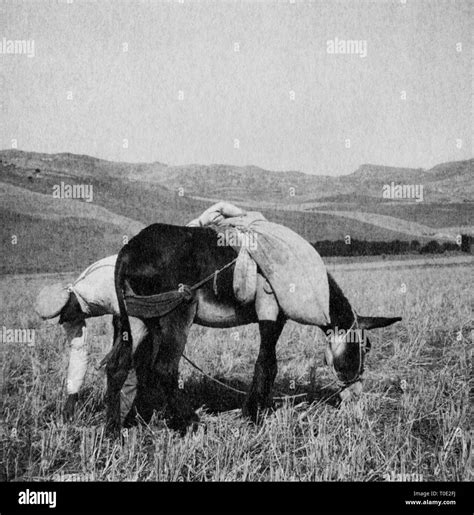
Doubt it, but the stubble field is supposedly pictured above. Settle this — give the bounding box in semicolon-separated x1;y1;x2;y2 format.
0;261;471;482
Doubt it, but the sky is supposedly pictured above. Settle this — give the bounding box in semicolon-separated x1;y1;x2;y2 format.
0;0;471;175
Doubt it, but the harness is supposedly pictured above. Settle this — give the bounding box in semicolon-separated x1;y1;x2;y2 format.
122;257;238;318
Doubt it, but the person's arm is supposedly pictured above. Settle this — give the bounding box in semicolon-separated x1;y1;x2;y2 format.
186;201;246;227
63;320;88;419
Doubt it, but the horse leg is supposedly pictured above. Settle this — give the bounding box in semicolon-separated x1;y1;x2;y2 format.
243;273;285;422
119;317;149;427
151;302;198;435
105;315;133;435
128;331;157;425
105;316;147;434
243;318;285;423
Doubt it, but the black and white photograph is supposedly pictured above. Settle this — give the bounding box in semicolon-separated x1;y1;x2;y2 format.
0;0;472;513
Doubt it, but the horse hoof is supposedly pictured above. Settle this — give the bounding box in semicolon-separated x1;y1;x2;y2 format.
63;393;78;422
242;402;257;423
339;381;363;402
105;419;122;439
168;411;200;436
243;394;273;424
242;404;269;425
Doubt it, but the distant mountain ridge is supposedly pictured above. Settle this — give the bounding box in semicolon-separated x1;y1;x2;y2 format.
1;149;472;204
350;164;425;181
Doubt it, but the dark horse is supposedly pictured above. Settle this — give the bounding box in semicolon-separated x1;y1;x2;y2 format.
106;223;401;434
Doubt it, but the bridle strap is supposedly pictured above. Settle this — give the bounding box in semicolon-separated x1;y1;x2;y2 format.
329;305;364;388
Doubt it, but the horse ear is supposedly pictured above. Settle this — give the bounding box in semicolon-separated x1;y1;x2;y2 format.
357;315;402;330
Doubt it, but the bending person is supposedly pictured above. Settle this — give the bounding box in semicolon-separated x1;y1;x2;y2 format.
35;255;149;422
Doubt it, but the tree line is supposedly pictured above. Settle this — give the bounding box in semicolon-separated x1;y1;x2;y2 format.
313;235;472;257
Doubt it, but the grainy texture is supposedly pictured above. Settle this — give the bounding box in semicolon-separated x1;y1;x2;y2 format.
1;262;470;481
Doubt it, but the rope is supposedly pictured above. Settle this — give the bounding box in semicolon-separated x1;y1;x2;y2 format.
181;353;307;401
188;257;238;292
181;354;248;396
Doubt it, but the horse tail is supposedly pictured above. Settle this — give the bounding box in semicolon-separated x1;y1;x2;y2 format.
100;247;133;374
114;246;133;352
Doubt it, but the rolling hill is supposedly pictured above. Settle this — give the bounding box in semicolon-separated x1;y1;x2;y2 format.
1;150;472;204
0;149;472;273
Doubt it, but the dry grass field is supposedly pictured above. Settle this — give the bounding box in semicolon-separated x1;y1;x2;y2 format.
0;261;471;482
